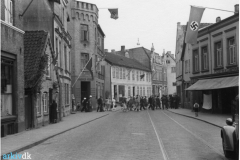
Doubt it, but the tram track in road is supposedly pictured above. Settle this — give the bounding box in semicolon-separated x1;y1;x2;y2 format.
147;109;227;160
147;110;169;160
161;110;225;157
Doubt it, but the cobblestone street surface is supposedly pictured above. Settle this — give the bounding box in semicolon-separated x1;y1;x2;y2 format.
14;109;232;160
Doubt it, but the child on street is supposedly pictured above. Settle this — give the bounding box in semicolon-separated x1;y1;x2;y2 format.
193;102;199;117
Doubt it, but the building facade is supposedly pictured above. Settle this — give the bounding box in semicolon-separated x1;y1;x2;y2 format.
105;52;152;102
22;0;72;120
115;46;167;97
186;11;239;114
1;0;25;137
69;1;105;108
162;51;176;95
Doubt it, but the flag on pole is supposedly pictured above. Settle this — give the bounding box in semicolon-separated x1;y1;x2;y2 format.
185;6;205;44
140;74;145;79
86;57;93;79
108;8;118;19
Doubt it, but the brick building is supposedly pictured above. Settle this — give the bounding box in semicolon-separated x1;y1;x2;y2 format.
1;0;25;137
69;1;105;108
186;10;239;114
22;0;72;119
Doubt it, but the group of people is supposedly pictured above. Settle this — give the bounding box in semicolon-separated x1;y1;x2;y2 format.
77;94;180;113
121;94;180;112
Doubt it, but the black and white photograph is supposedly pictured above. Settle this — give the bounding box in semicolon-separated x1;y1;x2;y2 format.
1;0;239;159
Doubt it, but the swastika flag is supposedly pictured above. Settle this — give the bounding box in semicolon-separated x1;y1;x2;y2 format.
185;6;205;44
108;8;118;20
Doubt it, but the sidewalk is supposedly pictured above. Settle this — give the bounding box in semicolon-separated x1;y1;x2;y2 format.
1;106;121;157
167;108;231;128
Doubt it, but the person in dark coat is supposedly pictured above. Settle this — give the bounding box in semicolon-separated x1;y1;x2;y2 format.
156;96;160;109
148;96;153;110
86;95;93;112
97;96;103;112
174;95;180;109
52;100;57;123
161;95;166;110
152;95;156;110
81;97;87;112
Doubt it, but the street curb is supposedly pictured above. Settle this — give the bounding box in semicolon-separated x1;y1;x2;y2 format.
1;113;110;159
166;110;222;128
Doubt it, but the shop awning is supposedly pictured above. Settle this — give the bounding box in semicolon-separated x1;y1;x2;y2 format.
186;76;239;91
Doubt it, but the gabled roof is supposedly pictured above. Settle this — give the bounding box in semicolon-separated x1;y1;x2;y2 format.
105;52;151;72
166;51;175;62
24;31;51;89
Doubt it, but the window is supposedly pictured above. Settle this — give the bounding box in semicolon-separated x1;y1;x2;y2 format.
136;71;139;81
112;67;115;78
4;0;13;25
120;68;122;79
215;41;222;68
82;2;84;8
46;54;51;77
65;84;69;105
116;67;119;79
171;67;176;73
64;46;67;70
123;68;125;79
137;86;139;95
140;87;142;96
1;58;14;115
185;60;188;73
132;70;135;80
98;37;101;47
42;93;47;112
37;94;41;114
128;70;130;80
193;49;199;72
228;37;236;65
201;46;208;70
81;25;89;41
143;87;145;96
81;53;89;69
128;86;131;97
91;4;93;10
59;41;62;67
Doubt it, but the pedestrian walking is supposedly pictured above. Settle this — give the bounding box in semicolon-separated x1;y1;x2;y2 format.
105;97;110;111
136;95;140;111
86;95;93;112
193;102;200;117
81;97;87;112
97;96;103;112
148;96;152;110
112;98;116;111
156;96;161;109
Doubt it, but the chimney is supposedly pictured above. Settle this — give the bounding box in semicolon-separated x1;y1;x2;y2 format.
121;46;125;52
111;49;115;53
104;49;108;53
235;4;239;14
216;17;221;23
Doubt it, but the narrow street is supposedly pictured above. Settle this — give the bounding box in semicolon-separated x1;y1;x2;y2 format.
18;110;230;160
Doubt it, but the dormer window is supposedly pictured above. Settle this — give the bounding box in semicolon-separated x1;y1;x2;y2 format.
125;52;129;58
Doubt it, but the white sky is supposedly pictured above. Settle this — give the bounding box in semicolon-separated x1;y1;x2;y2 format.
80;0;239;55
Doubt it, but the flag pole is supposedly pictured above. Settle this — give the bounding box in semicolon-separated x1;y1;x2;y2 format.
72;56;92;88
192;5;235;13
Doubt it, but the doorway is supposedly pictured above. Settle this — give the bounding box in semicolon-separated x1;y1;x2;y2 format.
25;91;33;130
81;82;90;101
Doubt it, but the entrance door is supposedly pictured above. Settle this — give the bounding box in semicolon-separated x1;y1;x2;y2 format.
81;82;90;101
25;92;33;130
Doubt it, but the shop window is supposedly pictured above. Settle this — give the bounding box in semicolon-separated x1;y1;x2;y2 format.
1;58;13;116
